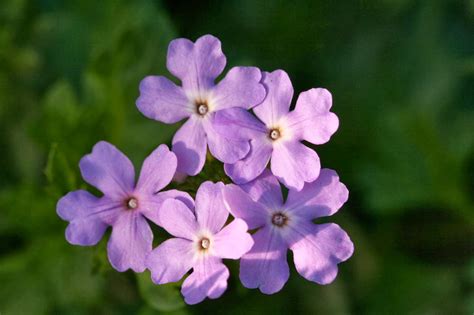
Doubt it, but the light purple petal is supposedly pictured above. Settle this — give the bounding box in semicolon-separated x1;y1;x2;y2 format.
271;141;321;191
253;70;293;126
289;222;354;285
212;219;254;259
157;199;198;240
213;107;267;141
240;169;284;210
239;227;289;294
286;169;349;220
224;136;273;184
147;238;194;284
167;35;226;92
194;181;228;233
223;184;269;229
157;189;195;210
57;190;120;246
136;144;177;195
172;116;207;176
79;141;135;198
284;88;339;144
212;66;266;110
136;76;191;124
107;212;153;272
140;189;195;226
203;117;250;164
181;257;229;305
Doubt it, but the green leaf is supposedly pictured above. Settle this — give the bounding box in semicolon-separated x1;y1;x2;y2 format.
137;272;185;312
0;237;104;314
44;142;78;194
43;80;80;128
362;256;465;314
138;305;190;315
0;185;56;234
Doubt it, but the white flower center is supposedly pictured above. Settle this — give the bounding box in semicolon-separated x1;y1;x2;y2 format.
126;197;138;209
194;98;209;116
199;237;211;250
271;212;288;227
269;129;281;140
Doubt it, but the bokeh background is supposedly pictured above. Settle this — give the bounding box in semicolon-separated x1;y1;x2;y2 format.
1;0;473;314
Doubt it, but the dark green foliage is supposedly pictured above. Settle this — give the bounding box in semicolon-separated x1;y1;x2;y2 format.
0;0;473;314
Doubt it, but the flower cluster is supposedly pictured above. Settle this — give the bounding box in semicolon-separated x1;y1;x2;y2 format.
57;34;354;304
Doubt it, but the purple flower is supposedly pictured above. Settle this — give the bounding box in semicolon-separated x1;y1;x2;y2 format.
146;181;254;304
57;141;193;272
223;169;353;294
215;70;339;190
136;34;266;176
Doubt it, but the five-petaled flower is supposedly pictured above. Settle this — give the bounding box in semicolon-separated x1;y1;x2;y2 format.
224;169;353;294
215;70;339;190
57;141;192;272
136;34;266;176
146;182;253;304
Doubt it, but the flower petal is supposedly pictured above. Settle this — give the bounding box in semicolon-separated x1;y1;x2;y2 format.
57;190;120;245
172;116;207;176
239;227;289;294
157;199;198;240
212;219;254;259
253;70;293;126
223;184;269;229
212;66;266;110
213;107;267;141
239;169;284;210
203;116;250;164
286;169;349;220
289;222;354;285
167;35;226;92
224;136;273;184
107;212;153;272
79;141;135;198
284;88;339;144
136;75;191;124
140;189;195;226
136;144;177;195
271;141;320;191
195;181;228;233
181;257;229;304
147;238;194;284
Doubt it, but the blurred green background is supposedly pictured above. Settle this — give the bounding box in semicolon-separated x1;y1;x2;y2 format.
1;0;473;314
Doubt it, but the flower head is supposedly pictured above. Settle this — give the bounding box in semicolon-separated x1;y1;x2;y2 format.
215;70;339;190
56;141;192;272
136;34;266;176
146;181;254;304
224;169;353;294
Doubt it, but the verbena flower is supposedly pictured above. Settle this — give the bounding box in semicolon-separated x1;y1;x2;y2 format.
136;34;266;176
215;70;339;190
57;33;354;305
224;169;353;294
146;181;254;304
57;141;192;272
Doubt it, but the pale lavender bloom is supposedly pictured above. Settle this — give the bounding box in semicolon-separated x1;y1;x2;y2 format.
136;34;266;176
146;181;254;305
57;141;193;272
215;70;339;191
224;169;353;294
